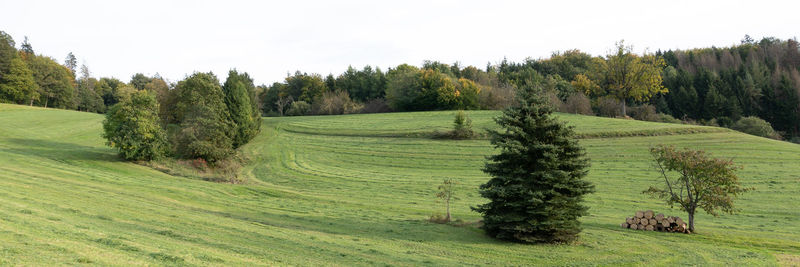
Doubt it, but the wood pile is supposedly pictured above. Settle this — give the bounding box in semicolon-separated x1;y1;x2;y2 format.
620;210;690;233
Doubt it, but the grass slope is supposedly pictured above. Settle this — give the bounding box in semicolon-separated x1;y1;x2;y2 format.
0;104;798;266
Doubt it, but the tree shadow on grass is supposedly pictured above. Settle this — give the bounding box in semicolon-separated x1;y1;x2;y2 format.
0;138;118;162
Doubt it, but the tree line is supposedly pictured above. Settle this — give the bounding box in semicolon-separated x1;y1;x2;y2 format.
2;31;798;142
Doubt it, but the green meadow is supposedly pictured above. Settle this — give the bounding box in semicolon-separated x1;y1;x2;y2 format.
0;104;798;266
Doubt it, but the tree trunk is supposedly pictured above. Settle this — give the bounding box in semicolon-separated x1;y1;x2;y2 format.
687;212;694;232
621;101;626;117
445;199;451;222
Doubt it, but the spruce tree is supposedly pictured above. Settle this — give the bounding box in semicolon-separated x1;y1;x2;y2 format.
473;90;594;243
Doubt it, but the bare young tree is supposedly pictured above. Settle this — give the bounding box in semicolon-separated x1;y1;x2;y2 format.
435;178;459;222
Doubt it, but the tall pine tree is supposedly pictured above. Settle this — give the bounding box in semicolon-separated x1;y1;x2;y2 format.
473;89;594;243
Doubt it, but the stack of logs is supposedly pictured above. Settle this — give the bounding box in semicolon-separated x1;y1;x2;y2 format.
621;210;690;233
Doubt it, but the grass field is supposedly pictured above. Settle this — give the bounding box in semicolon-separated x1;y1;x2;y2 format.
1;104;799;266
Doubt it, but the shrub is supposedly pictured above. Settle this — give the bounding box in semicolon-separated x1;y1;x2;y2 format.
361;98;392;113
544;91;564;112
175;103;234;163
562;93;593;115
286;101;311;116
593;96;622;117
478;84;516;110
102;90;167;161
628;104;658;121
450;110;474;139
731;116;779;139
655;113;682;124
312;90;362;115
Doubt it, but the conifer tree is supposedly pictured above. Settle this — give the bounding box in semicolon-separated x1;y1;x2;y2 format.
473;89;594;243
222;70;260;148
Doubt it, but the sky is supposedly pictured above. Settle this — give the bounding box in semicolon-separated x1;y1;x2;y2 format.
1;0;798;85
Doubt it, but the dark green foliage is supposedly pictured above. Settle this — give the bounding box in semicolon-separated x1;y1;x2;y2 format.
0;31;17;80
473;90;594;243
102;90;167;161
223;70;260;148
129;73;152;90
335;65;387;101
172;72;234;163
385;64;421;111
25;55;75;109
285;71;327;103
20;36;33;54
64;52;77;75
76;78;105;113
95;77;126;108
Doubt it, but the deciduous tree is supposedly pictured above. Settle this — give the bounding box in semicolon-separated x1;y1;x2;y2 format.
102;90;167;161
597;41;668;116
0;57;38;104
645;145;752;232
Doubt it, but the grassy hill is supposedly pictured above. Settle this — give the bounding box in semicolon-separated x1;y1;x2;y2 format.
1;104;798;265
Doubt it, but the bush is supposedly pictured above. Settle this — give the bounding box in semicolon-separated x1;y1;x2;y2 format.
478;84;516;110
593;97;622;117
731;116;780;139
361;98;392;113
451;110;474;139
286;101;311;116
175;103;234;163
312;90;362;115
655;113;682;124
562;93;593;115
628;104;658;121
544;91;564;112
102;90;167;161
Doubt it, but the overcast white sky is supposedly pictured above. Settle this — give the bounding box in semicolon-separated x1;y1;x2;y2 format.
1;0;797;85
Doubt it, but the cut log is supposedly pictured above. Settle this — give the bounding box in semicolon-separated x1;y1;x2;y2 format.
661;221;670;227
626;217;634;225
667;217;675;223
635;211;644;218
630;224;638;230
644;210;654;219
645;225;654;231
677;223;687;233
621;223;629;228
675;217;684;226
655;213;664;221
634;218;641;224
649;219;657;225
